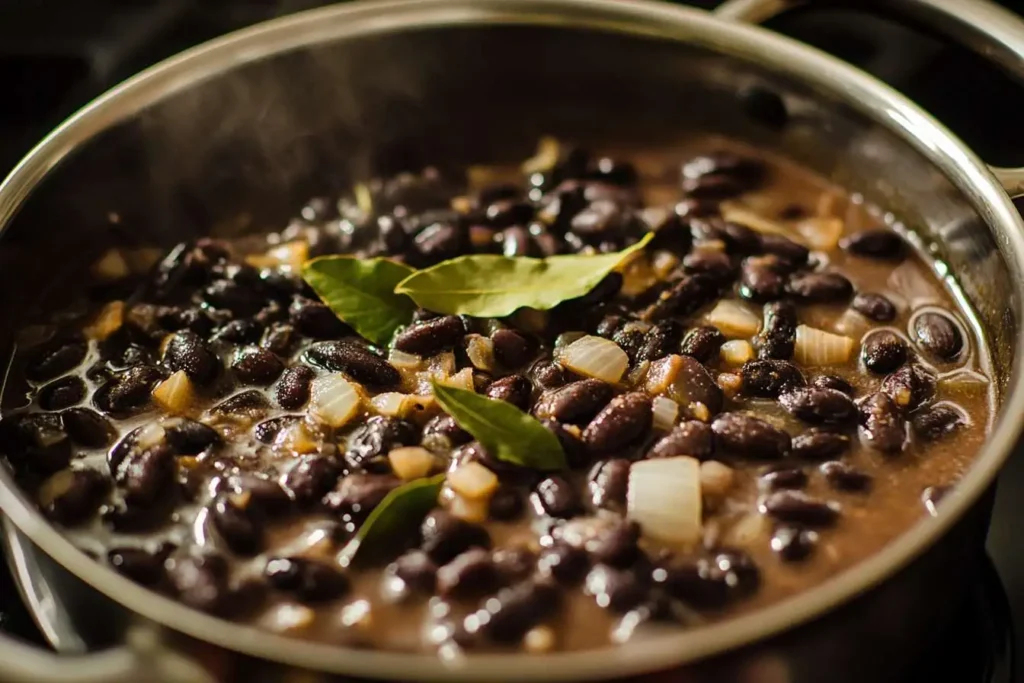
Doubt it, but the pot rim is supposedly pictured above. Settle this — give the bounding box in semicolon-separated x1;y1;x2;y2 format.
1;0;1022;680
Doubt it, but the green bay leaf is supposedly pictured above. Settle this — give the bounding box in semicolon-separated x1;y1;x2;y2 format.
342;473;446;565
394;232;653;317
302;256;415;346
431;383;567;471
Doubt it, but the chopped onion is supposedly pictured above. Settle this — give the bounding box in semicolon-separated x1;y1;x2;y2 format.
266;241;310;271
274;421;319;455
465;335;496;372
135;423;167;450
719;340;754;365
84;300;125;341
833;308;870;337
888;261;941;308
448;461;499;500
723;512;769;547
310;375;362;428
557;335;629;384
521;136;561;174
795;216;844;250
353;182;374;215
794;325;855;366
627;456;702;547
721;202;802;240
370;392;407;417
425;352;457;377
388;446;438;481
619;256;657;297
388;349;423;370
91;249;130;281
699;461;735;498
37;469;75;508
628;359;651;387
442;485;488;523
651;250;681;280
436;368;475;392
151;370;195;415
651;396;679;432
705;300;761;338
716;372;742;399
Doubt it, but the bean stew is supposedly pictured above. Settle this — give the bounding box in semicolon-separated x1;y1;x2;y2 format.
0;138;994;655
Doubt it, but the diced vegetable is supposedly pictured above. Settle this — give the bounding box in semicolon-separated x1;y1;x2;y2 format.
521;136;560;174
699;461;735;498
721;202;801;240
795;216;844;250
91;249;130;281
442;485;489;523
436;368;475;392
794;325;855;366
84;301;125;341
705;300;761;338
720;340;754;365
447;461;499;500
388;447;438;481
152;370;195;415
627;456;702;547
651;396;680;432
557;335;629;384
465;335;496;372
310;375;362;428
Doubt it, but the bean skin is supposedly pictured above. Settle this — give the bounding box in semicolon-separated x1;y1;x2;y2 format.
912;402;968;440
485;375;533;411
437;548;500;599
760;468;808;492
637;320;683;363
38;468;110;525
852;293;897;322
791;428;850;460
582;393;653;454
680;326;726;363
912;311;963;361
420;510;490;564
463;580;561;643
779;388;857;426
538;543;590;584
304;340;400;387
646;421;714;460
38;376;86;411
534;379;613;425
812;374;855;396
757;301;797;360
491;329;532;368
531;476;583;518
60;408;115;448
232;347;284;386
27;336;88;382
740;359;805;398
881;364;936;412
644;274;721;321
787;272;854;304
588;459;631;512
394;316;466;355
760;490;841;527
820;461;872;492
858;392;906;454
211;495;264;556
840;229;906;260
771;526;818;562
274;365;315;409
163;331;219;385
861;331;908;375
739;258;785;302
711;413;791;459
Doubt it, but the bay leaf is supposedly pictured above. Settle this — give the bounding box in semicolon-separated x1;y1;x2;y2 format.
341;473;446;565
431;383;567;471
394;233;653;317
302;256;415;346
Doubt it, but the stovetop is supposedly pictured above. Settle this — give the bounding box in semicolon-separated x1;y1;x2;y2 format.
1;2;1024;681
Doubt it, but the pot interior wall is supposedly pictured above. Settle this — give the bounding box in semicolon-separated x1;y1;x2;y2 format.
0;21;1014;403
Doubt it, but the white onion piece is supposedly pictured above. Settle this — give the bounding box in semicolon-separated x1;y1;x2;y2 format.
388;349;423;370
705;300;760;338
84;301;125;341
721;202;801;240
557;335;629;383
699;461;735;498
465;335;496;372
152;370;195;415
388;447;437;481
521;136;561;174
651;396;680;432
627;456;702;547
310;375;361;428
794;325;855;366
436;368;475;392
719;340;754;365
833;308;870;337
795;216;844;250
447;461;499;500
887;261;941;308
370;392;407;417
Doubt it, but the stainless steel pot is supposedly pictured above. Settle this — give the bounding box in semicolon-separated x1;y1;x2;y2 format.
1;0;1023;681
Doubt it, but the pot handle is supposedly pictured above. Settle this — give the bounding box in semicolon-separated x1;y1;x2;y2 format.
0;626;214;683
713;0;1024;195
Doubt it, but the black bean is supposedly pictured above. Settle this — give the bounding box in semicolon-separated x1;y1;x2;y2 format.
637;320;684;363
852;293;897;322
485;375;533;411
812;374;855;396
289;298;351;339
585;565;648;613
588;459;631;512
531;476;583;518
682;251;737;287
612;326;646;364
465;580;561;643
163;331;219;385
488;485;526;521
760;468;808;492
652;355;723;416
912;311;963;361
858;391;907;454
413;222;463;265
760;490;840;527
681;152;765;199
212;319;263;345
490;547;536;586
422;414;472;449
576;272;625;307
4;413;73;474
499;227;532;257
921;485;951;516
164;418;220;454
253;415;300;444
534;379;613;425
211;494;264;556
861;331;908;375
38;376;86;411
116;446;176;507
209;390;270;421
713;550;760;596
93;366;163;417
740;83;789;129
711;413;791;459
264;557;350;603
384;551;437;597
108;547;167;586
323;474;400;520
232;346;284;386
719;222;763;256
166;553;230;615
420;510;490;564
283;455;342;505
770;526;817;562
303;340;400;388
912;402;968;440
881;364;936;412
203;279;263;316
820;461;871;492
274;365;315;410
739;258;785;302
651;561;729;609
779;388;857;426
538;542;590;584
26;336;88;382
759;233;808;270
757;301;798;360
541;419;589;469
787;272;854;304
344;416;419;472
437;548;500;599
60;408;115;448
261;323;296;356
791;428;851;460
582;392;652;454
225;472;291;516
394;316;466;355
680;326;726;363
38;468;110;525
485;200;535;229
491;329;531;369
644;274;721;321
102;500;170;533
531;361;570;390
740;359;805;398
586;521;640;568
840;229;906;260
647;421;714;460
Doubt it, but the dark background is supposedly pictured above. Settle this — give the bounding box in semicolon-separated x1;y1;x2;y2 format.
2;0;1024;680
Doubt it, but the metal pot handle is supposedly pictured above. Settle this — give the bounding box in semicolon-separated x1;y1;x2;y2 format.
714;0;1024;195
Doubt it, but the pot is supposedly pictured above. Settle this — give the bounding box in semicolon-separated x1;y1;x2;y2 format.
0;0;1023;681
